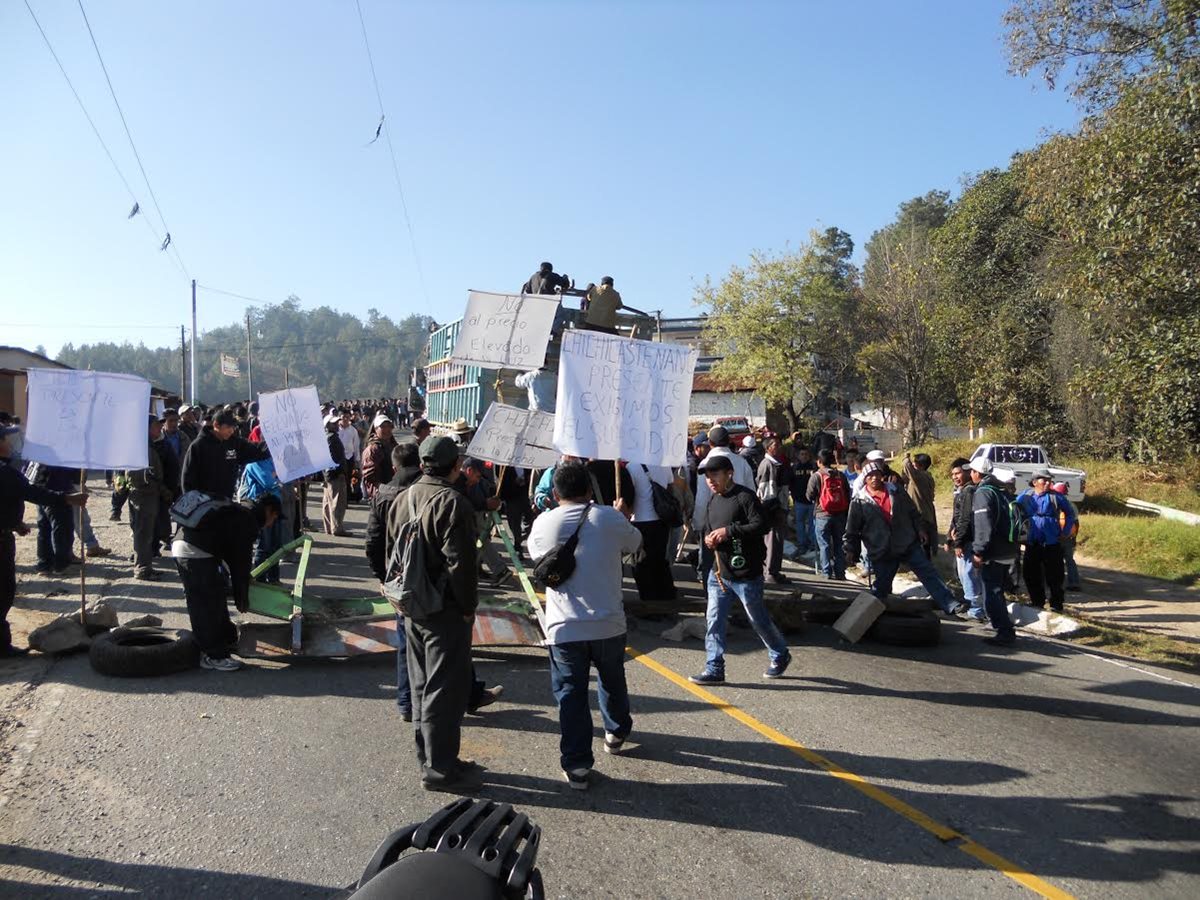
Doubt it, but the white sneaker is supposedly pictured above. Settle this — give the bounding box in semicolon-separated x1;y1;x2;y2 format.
603;732;625;754
200;653;244;672
563;768;590;790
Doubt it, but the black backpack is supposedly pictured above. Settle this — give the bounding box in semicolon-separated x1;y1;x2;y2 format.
642;465;684;527
531;503;591;589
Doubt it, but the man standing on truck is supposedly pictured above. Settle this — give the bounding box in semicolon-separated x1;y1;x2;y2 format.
522;261;570;295
1017;468;1077;613
583;276;623;334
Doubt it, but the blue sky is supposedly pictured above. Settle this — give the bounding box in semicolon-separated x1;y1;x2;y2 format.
1;1;1080;357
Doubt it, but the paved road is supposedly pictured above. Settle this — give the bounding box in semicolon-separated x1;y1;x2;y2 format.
1;494;1198;898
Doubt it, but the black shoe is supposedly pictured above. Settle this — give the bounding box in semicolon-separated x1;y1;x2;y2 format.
399;709;413;722
767;572;790;584
1050;605;1065;613
468;685;504;713
0;645;31;659
422;769;483;794
1066;585;1082;593
983;635;1016;647
688;670;725;685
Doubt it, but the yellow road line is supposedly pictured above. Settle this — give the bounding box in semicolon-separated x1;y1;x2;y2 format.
625;647;1075;900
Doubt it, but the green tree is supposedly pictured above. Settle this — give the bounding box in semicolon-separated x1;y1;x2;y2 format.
695;228;861;432
932;166;1066;447
1004;0;1200;109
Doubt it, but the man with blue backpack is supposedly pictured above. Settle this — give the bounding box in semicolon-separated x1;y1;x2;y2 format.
1016;468;1077;613
968;458;1018;646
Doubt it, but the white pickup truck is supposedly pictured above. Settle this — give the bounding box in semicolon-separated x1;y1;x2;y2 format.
970;443;1086;503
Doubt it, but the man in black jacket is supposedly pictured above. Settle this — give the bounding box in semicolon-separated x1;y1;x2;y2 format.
173;495;281;671
946;457;985;622
181;409;271;500
969;458;1018;646
0;425;88;657
522;261;570;295
689;455;791;685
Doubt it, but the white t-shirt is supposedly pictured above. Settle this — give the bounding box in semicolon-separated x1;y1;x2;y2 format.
692;446;757;529
527;502;643;645
627;463;673;523
338;425;362;463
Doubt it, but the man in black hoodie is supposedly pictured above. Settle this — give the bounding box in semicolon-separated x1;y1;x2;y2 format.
968;458;1018;646
173;494;281;671
181;408;271;500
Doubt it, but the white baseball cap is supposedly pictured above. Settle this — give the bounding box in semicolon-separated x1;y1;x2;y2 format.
968;458;992;475
865;450;886;461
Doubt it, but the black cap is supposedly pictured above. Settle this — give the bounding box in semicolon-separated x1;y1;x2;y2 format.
698;454;733;473
420;435;461;468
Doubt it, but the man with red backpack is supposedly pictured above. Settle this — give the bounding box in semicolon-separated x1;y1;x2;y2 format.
804;449;849;580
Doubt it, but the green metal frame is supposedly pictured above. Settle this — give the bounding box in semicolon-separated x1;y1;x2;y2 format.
246;535;393;622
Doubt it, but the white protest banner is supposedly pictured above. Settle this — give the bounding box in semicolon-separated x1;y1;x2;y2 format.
466;402;559;469
22;368;151;470
553;330;698;467
450;291;559;370
257;385;334;483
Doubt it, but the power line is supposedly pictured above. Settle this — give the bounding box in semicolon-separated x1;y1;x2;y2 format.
196;284;278;306
354;0;432;311
22;0;186;279
76;0;190;279
1;321;180;329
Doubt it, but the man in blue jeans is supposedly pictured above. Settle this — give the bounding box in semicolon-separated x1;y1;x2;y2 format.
844;461;968;616
528;463;642;791
790;445;817;559
968;458;1018;646
805;450;849;580
689;455;791;685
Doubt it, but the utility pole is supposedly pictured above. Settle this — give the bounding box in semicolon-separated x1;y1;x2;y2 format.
179;325;186;399
190;279;198;405
245;312;254;402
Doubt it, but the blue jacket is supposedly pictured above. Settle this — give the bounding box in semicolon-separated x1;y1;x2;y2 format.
238;459;281;501
1016;489;1076;546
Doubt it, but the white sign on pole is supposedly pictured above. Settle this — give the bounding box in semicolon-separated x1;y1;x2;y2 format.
257;385;334;483
553;330;698;467
22;368;151;470
221;354;240;377
450;291;559;370
466;402;559;469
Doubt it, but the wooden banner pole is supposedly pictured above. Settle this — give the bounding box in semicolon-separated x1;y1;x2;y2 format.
614;460;621;504
78;467;86;623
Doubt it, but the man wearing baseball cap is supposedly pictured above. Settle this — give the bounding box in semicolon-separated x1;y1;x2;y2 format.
1015;468;1077;612
968;457;1018;645
387;435;481;793
0;424;88;657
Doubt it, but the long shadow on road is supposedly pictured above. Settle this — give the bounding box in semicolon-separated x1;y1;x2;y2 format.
0;845;335;898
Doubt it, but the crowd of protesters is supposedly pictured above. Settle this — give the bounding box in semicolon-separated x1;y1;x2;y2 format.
1;393;1086;793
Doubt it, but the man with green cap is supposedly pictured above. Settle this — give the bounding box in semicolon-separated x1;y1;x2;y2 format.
386;434;482;793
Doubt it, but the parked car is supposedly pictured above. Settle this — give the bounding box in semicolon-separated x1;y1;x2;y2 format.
970;443;1086;502
714;416;751;438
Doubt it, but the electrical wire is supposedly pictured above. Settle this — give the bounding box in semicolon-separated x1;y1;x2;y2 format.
76;0;190;279
22;0;187;280
196;284;277;306
354;0;432;312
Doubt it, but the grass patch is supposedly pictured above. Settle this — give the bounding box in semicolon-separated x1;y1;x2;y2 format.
1076;514;1200;584
1062;614;1200;675
1059;455;1200;515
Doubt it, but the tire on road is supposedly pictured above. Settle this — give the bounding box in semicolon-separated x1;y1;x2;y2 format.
866;610;941;647
88;626;201;677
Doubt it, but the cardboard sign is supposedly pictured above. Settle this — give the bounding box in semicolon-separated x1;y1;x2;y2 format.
257;385;334;483
466;403;559;469
553;330;697;467
450;291;559;370
21;368;151;470
220;354;241;377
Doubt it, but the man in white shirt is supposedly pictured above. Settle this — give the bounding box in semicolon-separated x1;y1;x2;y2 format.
527;462;643;791
338;410;362;469
627;462;677;601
